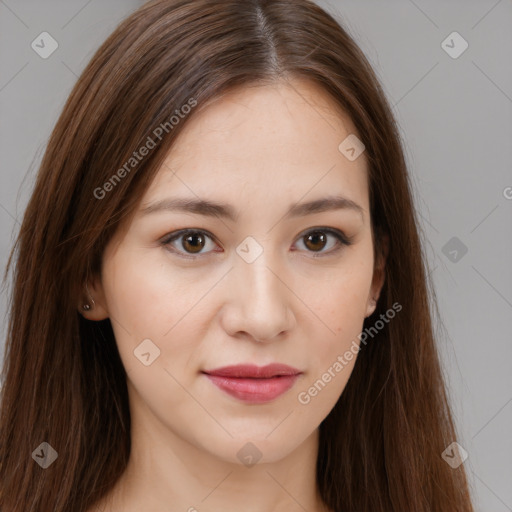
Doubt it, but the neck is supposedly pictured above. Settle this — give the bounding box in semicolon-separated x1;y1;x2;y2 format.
96;386;331;512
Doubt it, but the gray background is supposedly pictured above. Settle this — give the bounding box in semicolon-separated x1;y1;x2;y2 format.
1;1;511;510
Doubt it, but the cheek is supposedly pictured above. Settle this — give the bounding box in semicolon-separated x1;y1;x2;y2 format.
300;260;372;387
103;247;202;334
102;254;165;335
294;292;367;413
101;250;209;376
310;261;373;338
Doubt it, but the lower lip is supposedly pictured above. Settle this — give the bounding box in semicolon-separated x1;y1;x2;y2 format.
204;374;300;403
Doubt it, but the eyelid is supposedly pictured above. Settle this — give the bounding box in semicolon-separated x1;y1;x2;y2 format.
161;226;353;259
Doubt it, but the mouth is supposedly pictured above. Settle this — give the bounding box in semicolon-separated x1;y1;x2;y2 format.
202;364;302;403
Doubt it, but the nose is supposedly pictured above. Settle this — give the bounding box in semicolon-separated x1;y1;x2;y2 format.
220;254;296;343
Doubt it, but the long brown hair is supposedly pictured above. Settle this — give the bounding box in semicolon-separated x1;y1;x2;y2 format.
0;0;473;510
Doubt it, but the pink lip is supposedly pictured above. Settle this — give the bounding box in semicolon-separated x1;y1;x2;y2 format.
202;364;302;403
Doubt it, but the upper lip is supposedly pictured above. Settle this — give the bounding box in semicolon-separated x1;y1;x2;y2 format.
203;363;302;378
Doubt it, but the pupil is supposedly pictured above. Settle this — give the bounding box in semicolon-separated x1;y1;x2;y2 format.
306;232;326;251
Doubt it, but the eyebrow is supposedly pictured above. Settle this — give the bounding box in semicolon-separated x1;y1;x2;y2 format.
140;195;365;221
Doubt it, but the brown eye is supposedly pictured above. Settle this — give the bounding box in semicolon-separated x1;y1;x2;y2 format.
294;228;352;256
181;232;206;253
304;231;328;252
163;227;351;260
163;229;218;257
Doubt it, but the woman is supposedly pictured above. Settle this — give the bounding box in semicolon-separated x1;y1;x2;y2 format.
0;0;474;510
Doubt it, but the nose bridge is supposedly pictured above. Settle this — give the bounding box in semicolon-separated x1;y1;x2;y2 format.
242;254;281;304
228;241;293;341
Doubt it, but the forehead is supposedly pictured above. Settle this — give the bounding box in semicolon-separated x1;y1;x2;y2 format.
143;79;369;215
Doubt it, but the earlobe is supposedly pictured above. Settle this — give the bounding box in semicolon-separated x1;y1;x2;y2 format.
78;279;109;321
365;297;377;318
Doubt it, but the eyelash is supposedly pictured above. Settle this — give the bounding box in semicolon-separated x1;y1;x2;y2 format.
161;227;353;260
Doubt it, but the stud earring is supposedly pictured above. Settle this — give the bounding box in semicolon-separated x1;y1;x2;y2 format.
82;284;95;312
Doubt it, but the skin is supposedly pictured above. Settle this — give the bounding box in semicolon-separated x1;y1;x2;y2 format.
84;78;386;512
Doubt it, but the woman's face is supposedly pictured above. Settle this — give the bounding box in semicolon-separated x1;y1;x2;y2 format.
88;78;385;465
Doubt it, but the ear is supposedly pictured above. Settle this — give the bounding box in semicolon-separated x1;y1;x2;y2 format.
365;232;389;318
78;273;109;321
